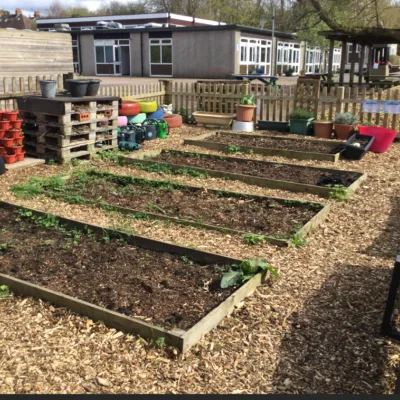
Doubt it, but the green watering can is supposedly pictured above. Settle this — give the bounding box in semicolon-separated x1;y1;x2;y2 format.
157;119;170;139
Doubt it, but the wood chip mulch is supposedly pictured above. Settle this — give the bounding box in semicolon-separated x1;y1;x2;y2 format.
0;125;400;394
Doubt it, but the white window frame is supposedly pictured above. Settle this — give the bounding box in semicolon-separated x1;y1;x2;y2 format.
149;38;173;77
276;41;300;75
72;39;80;75
305;47;322;73
94;39;130;76
240;37;272;75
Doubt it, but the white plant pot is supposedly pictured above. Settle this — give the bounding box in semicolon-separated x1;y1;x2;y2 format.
232;120;254;132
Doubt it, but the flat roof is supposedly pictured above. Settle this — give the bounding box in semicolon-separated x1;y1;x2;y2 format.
37;12;225;26
70;24;295;39
320;29;400;45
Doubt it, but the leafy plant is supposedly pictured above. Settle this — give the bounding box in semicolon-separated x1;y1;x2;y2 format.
359;121;376;127
224;145;242;154
290;235;307;248
242;233;266;245
334;112;358;126
220;258;278;289
289;108;314;120
285;68;295;77
181;255;194;265
0;285;11;298
240;95;255;105
155;337;166;347
328;184;350;201
0;243;11;251
46;159;58;165
176;107;196;124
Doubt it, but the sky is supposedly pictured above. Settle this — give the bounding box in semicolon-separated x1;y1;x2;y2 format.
4;0;122;16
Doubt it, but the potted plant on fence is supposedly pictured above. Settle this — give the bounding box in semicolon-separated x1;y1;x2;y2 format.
289;109;314;135
236;95;257;122
313;116;333;139
334;112;358;140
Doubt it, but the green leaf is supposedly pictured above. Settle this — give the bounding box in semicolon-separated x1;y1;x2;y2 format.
241;258;269;274
220;270;243;288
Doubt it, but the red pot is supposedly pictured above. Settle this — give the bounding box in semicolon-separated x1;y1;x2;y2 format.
0;130;5;140
16;151;25;162
4;111;19;122
359;126;397;153
7;145;23;155
6;129;21;138
0;146;5;156
10;119;23;129
3;154;16;164
13;137;23;145
119;101;140;116
0;121;9;130
1;138;14;147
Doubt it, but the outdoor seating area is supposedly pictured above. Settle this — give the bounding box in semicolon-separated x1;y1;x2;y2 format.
0;73;400;394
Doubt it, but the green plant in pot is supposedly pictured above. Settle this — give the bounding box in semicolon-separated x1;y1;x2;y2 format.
334;112;358;140
236;95;256;122
313;115;333;139
289;108;314;135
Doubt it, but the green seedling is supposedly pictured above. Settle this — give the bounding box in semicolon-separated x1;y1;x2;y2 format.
224;145;242;154
241;233;266;245
0;285;11;299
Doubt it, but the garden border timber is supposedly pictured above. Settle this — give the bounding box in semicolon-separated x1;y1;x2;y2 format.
184;131;345;162
123;149;367;198
0;200;268;352
41;171;330;247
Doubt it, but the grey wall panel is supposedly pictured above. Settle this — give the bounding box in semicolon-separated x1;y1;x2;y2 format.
79;34;95;76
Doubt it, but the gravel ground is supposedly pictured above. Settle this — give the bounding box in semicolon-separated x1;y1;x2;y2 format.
0;126;399;394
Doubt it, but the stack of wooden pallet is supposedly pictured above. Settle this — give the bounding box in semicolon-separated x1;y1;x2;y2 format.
16;95;119;164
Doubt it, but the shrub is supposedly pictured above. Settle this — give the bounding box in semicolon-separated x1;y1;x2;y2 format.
289;108;314;120
334;112;358;125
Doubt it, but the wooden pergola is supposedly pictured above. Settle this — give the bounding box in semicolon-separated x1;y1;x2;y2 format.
320;28;400;87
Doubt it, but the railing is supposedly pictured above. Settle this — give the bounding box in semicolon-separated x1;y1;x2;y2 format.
1;75;399;132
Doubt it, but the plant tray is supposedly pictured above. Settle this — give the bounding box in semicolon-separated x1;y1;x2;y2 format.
123;149;367;198
343;133;375;160
31;170;330;246
0;200;269;352
184;132;345;162
258;121;290;132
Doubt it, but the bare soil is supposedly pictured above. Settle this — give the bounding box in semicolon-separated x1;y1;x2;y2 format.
0;207;235;330
153;151;360;187
205;133;344;154
61;171;319;237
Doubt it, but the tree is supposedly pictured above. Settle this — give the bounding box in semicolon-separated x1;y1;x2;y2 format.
97;1;150;16
47;0;68;17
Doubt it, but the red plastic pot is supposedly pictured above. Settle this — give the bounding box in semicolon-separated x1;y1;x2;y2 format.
10;119;23;129
359;126;397;153
6;145;23;155
6;129;21;138
119;101;140;116
0;121;9;130
4;111;19;122
0;146;5;156
3;154;16;164
164;114;183;128
1;138;14;147
13;137;23;145
0;130;5;140
16;151;25;162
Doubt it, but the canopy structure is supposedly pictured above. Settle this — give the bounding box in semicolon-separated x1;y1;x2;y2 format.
320;29;400;87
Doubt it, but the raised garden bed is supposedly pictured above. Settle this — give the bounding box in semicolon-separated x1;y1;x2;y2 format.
184;132;345;162
0;201;270;351
124;149;367;198
13;170;330;246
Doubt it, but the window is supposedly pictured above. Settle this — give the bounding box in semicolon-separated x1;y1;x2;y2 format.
240;37;272;74
72;39;80;74
150;38;173;76
94;39;130;76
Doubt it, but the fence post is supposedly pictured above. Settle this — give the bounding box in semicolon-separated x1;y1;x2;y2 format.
159;79;172;105
336;86;345;116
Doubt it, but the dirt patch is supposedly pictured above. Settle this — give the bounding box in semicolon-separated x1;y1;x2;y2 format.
0;207;235;330
57;170;319;237
152;151;360;187
204;133;343;154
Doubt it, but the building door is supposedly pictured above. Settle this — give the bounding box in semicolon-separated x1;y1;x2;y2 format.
150;39;173;77
95;39;130;76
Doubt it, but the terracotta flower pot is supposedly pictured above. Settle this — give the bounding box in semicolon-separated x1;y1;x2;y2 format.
16;151;25;162
4;111;19;122
3;154;16;164
6;129;21;139
0;130;5;140
0;121;9;130
236;105;257;122
1;138;14;147
10;120;23;129
335;124;355;140
314;121;333;139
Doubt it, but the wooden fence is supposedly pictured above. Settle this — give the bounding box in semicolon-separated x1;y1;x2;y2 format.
1;75;399;132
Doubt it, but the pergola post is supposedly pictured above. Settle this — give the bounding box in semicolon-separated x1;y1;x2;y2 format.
366;45;372;82
349;41;357;87
339;41;347;84
358;45;365;84
327;39;335;82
